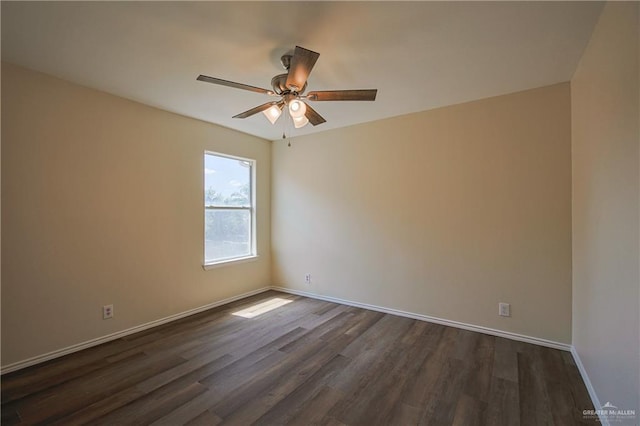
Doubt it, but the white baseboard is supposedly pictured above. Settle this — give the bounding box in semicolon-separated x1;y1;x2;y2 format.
1;284;574;375
0;287;271;375
271;286;573;352
571;346;608;426
2;283;605;423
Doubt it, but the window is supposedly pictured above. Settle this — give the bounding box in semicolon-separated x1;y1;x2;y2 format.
204;152;255;266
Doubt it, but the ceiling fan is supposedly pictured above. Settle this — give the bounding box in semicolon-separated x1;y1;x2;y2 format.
197;46;377;130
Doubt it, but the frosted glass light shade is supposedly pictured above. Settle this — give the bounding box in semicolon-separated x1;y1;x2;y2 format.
263;104;282;124
288;99;307;119
293;115;309;129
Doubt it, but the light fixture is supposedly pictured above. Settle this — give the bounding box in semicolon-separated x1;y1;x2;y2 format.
262;103;283;124
288;99;307;119
293;115;309;129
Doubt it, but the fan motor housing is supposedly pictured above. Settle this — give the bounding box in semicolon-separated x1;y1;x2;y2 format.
270;74;288;95
271;73;306;95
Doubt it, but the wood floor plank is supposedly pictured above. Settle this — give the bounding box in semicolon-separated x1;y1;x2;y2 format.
217;341;352;425
324;314;414;404
135;352;234;395
463;333;495;402
50;385;147;425
312;300;341;316
452;329;480;362
287;385;346;426
338;311;402;359
401;320;429;345
252;355;351;425
9;353;187;424
399;324;450;408
212;331;358;423
452;393;488;426
180;296;328;361
0;407;21;425
197;327;310;392
184;409;222;426
1;331;163;404
486;376;521;426
92;381;208;426
493;336;520;383
52;352;233;425
388;402;422;425
518;347;555;426
330;319;432;425
1;291;595;425
316;416;349;426
279;311;356;353
539;346;578;425
296;303;351;330
419;357;468;425
562;353;596;424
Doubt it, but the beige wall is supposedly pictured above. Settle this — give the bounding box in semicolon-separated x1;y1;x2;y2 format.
571;1;639;413
1;63;271;367
272;83;572;344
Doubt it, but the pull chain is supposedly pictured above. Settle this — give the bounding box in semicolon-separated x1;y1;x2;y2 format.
283;131;291;147
282;109;288;145
282;107;293;147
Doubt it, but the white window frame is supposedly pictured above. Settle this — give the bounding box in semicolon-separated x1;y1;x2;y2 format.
203;151;257;269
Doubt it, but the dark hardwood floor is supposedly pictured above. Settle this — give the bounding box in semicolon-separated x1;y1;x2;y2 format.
1;290;595;425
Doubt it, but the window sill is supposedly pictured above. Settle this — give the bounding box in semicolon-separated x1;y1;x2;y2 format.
203;255;259;270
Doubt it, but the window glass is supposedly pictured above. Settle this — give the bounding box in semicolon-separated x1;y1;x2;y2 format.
204;153;254;264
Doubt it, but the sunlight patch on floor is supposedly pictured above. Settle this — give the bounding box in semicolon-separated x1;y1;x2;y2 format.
232;297;293;318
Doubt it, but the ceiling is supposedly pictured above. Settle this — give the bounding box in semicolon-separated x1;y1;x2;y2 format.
2;1;603;141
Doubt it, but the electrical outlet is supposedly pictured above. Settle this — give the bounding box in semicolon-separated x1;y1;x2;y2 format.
103;304;114;320
305;273;312;284
498;302;510;317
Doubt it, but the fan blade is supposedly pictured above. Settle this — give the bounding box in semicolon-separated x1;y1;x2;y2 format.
197;75;273;95
304;103;327;126
285;46;320;92
233;102;279;119
306;89;377;101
